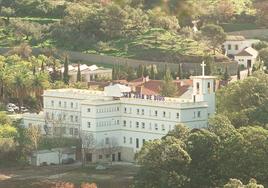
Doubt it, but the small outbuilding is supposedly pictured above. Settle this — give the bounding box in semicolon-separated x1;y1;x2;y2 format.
29;147;76;166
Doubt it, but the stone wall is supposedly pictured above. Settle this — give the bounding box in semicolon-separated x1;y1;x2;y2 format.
0;47;238;75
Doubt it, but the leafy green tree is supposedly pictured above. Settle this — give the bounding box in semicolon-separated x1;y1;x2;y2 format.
148;8;179;32
217;71;268;127
201;24;226;54
135;137;191;188
258;48;268;68
1;6;14;24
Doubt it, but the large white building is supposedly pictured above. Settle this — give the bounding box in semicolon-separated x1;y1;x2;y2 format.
23;67;216;162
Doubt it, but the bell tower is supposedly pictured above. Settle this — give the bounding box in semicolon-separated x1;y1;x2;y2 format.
192;61;216;116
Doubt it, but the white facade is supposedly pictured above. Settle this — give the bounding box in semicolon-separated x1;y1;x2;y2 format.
234;47;259;68
60;64;112;83
29;148;76;166
223;38;259;56
23;75;216;162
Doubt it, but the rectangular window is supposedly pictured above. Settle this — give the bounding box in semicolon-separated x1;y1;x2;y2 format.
137;109;140;115
136;138;139;148
130;137;133;144
163;111;166;117
87;108;91;112
51;100;54;107
141;109;144;115
123;120;126;127
208;82;211;94
155;124;158;130
176;113;180;119
64;101;67;108
70;115;73;122
124;107;127;113
235;44;238;50
59;101;61;107
155;110;158;116
74;128;78;135
117;107;119;111
162;125;165;131
142;122;145;129
196;82;200;94
88;122;91;128
69;128;73;135
123;137;126;144
228;44;231;50
99;155;103;159
198;111;201;118
136;122;139;128
75;116;78;122
105;137;109;144
71;102;74;108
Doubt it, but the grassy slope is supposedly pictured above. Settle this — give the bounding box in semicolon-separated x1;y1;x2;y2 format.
91;29;209;62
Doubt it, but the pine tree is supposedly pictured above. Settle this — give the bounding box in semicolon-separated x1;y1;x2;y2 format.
237;65;241;80
63;55;69;85
77;63;81;82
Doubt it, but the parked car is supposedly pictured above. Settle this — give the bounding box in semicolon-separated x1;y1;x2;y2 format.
62;158;75;164
7;107;15;113
6;103;19;111
21;106;29;113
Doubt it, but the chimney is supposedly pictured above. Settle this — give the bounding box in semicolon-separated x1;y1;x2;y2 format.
145;76;150;82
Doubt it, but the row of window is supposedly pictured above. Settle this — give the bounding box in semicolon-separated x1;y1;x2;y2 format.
50;100;78;109
46;112;79;123
123;137;147;149
123;107;180;119
227;44;239;51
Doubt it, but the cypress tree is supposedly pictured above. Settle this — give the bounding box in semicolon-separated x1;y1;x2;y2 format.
77;63;81;82
237;65;241;80
63;55;69;85
137;64;144;78
150;64;156;79
223;65;230;81
177;63;182;79
41;61;45;72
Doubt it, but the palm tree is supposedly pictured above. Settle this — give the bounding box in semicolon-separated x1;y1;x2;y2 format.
31;73;50;110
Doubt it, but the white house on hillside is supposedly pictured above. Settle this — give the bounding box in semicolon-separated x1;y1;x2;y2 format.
23;63;216;162
234;47;259;68
60;64;112;83
223;35;259;68
223;35;259;55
